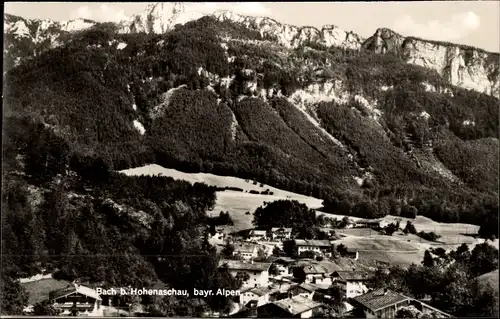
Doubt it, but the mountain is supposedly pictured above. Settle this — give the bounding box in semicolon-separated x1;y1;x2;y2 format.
2;5;498;316
4;7;499;97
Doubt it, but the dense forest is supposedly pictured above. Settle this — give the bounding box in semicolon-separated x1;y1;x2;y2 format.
1;12;499;315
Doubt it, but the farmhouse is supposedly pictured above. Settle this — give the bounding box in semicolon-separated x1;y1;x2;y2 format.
331;271;374;298
289;282;324;299
239;286;279;307
270;227;293;241
266;295;324;318
272;257;295;277
352;288;452;319
302;264;331;285
249;229;267;241
355;219;382;229
48;282;103;316
233;243;259;260
210;227;225;245
220;260;271;289
294;239;333;256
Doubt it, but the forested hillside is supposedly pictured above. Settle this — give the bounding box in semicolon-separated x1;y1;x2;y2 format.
1;12;499;315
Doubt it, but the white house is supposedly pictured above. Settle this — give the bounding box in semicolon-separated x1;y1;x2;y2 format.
249;229;267;241
331;271;374;298
294;239;333;256
220;260;271;289
209;227;225;245
353;288;452;319
302;264;331;284
272;295;323;318
270;227;293;241
233;243;259;260
239;286;278;307
49;282;103;316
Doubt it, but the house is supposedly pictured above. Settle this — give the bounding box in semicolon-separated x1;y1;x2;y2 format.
249;229;267;241
48;282;103;316
302;264;332;285
346;249;359;260
209;227;225;245
270;227;293;241
289;282;325;299
294;239;333;256
272;257;295;277
220;260;271;288
353;288;452;319
331;271;374;298
233;243;259;260
239;286;279;307
262;295;324;318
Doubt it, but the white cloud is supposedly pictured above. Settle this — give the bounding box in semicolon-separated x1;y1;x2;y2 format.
393;11;480;41
71;4;128;22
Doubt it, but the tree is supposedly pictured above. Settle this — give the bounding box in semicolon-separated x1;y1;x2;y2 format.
283;240;297;257
269;264;279;276
336;244;348;256
396;308;415;318
253;200;317;230
0;275;29;315
221;243;234;258
469;243;499;277
403;221;417;234
292;267;306;283
33;300;62;316
422;250;435;267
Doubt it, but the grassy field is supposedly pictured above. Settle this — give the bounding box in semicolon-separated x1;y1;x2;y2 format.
119;165;497;266
21;278;71;305
119;164;323;232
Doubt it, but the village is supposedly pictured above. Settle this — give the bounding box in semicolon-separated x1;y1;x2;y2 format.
208;220;454;318
19;215;457;318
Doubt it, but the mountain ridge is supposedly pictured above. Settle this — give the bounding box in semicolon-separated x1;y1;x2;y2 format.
4;5;499;97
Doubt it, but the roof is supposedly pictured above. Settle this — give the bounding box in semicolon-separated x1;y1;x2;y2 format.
219;260;271;272
303;264;330;275
297;282;323;292
246;286;279;296
353;288;410;313
49;283;101;301
294;239;332;247
234;243;259;253
274;295;322;315
251;230;267;235
271;227;292;232
332;271;374;281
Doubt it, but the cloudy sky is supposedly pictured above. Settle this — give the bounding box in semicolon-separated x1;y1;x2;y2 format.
5;1;500;52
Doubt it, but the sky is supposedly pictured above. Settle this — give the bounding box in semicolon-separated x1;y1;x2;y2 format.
4;1;500;52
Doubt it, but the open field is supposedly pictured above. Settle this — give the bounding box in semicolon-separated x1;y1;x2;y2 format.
477;269;499;293
119;164;323;232
21;278;71;305
119;165;497;266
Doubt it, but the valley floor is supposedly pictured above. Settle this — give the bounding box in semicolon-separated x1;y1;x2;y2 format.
119;164;498;266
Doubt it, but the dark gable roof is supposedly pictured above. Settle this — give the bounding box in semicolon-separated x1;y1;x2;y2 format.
353;288;410;313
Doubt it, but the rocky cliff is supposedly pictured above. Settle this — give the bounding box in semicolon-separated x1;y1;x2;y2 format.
4;5;499;97
363;28;500;97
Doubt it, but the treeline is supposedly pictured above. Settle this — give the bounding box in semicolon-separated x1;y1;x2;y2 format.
1;117;239;316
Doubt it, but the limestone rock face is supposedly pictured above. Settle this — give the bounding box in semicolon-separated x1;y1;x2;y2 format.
120;2;190;34
212;10;364;50
363;28;500;97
